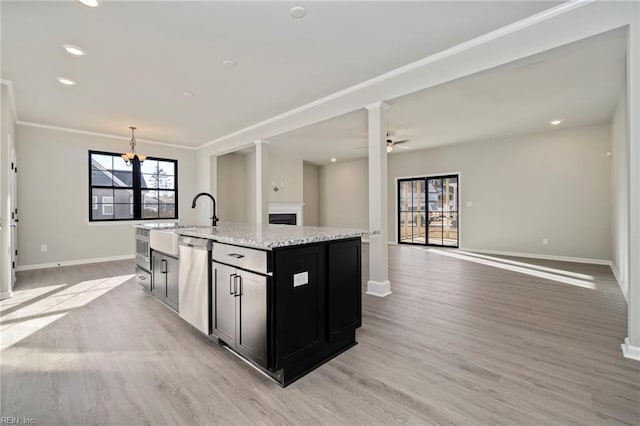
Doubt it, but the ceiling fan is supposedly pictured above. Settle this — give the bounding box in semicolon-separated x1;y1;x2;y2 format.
356;132;411;153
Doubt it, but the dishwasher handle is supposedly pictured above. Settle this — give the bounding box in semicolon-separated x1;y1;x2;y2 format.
178;236;212;250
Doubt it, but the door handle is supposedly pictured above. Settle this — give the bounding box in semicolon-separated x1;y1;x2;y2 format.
233;275;239;296
229;273;236;295
234;275;242;297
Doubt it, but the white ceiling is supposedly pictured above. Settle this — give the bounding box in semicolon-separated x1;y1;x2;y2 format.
1;1;560;146
269;29;626;165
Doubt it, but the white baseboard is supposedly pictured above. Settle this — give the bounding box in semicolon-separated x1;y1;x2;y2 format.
460;248;611;265
16;255;135;272
0;291;13;300
610;263;629;303
366;280;392;297
621;338;640;361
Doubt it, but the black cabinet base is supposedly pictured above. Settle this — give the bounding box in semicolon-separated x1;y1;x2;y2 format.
209;330;357;387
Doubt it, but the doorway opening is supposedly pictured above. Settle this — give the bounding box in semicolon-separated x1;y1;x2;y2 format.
398;174;459;247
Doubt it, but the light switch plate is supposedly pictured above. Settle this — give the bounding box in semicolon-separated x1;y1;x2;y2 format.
293;271;309;287
466;201;473;207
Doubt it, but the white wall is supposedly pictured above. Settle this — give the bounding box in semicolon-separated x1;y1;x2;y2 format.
611;91;629;301
319;159;368;229
269;150;303;204
1;84;16;297
303;161;319;226
15;125;198;267
388;124;612;260
216;152;247;222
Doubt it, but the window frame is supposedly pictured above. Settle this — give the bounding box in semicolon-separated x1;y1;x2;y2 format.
88;150;179;222
397;174;459;248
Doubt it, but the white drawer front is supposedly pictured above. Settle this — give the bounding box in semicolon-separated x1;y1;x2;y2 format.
212;243;268;274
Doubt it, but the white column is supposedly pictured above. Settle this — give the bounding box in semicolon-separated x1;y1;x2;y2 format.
622;6;640;361
366;101;391;297
254;139;270;227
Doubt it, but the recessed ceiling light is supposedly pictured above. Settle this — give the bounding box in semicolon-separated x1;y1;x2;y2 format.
330;158;337;163
183;91;194;97
57;77;77;86
222;60;236;67
63;44;86;56
77;0;99;7
550;119;564;126
290;6;307;19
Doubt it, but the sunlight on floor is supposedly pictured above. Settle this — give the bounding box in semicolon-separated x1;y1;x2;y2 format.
0;274;134;351
455;250;595;280
427;249;596;289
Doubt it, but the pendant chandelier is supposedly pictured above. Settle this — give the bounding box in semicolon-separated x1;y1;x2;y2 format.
121;126;146;166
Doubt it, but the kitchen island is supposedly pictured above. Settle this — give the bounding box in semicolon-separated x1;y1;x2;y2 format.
141;222;366;386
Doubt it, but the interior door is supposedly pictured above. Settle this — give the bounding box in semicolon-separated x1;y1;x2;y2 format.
9;135;17;288
235;270;267;367
212;261;236;346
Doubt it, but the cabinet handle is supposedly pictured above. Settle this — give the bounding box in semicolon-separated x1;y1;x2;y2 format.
238;275;243;297
228;253;245;259
233;275;239;296
161;259;167;274
229;273;236;295
233;275;242;297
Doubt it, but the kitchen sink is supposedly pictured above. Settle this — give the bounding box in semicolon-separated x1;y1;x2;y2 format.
149;225;210;257
150;229;180;257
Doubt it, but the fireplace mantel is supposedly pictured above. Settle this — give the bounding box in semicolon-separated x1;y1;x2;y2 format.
269;203;305;226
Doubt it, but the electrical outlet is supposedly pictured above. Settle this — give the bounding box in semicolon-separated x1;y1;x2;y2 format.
41;244;48;252
542;238;549;245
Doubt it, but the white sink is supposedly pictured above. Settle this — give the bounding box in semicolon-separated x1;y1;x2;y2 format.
150;230;180;257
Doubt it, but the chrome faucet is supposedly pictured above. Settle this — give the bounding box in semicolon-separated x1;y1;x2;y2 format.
191;192;219;227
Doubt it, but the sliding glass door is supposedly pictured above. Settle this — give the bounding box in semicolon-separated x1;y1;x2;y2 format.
398;175;458;247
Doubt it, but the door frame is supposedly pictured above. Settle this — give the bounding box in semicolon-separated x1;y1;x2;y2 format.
395;172;462;248
8;134;17;289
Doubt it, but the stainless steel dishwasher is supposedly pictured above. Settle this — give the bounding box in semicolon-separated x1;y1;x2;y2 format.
178;236;212;335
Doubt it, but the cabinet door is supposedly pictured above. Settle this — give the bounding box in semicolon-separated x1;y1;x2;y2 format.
151;252;166;300
327;239;362;342
212;262;236;346
165;256;179;311
236;271;267;367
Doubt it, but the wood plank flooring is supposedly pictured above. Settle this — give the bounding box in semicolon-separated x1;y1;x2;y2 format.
1;245;639;425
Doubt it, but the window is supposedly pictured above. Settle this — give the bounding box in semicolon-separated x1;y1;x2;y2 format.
398;174;458;247
89;151;178;221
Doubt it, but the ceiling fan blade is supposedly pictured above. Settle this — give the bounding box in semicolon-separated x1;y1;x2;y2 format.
396;145;412;150
356;145;368;149
393;139;410;145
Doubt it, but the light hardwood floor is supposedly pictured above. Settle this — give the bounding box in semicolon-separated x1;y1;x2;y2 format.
1;245;639;425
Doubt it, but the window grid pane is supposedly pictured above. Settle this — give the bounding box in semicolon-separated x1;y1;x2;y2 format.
89;151;177;222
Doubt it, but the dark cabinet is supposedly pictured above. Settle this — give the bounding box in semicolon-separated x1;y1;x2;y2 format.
212;260;268;367
152;251;179;311
327;239;362;342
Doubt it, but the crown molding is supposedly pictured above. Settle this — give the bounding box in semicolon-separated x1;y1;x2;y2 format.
0;79;18;122
15;121;198;150
196;0;594;151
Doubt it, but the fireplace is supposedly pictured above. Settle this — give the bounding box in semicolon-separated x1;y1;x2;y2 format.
268;203;304;226
269;213;297;225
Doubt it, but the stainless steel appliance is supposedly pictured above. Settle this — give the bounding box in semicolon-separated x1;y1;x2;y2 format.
178;236;212;334
212;242;268;367
135;227;151;291
135;227;151;271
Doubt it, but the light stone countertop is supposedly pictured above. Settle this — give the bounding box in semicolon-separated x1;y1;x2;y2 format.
173;222;369;250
